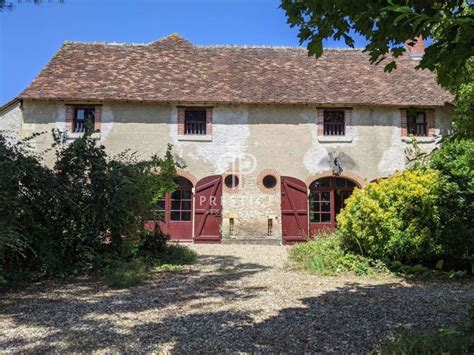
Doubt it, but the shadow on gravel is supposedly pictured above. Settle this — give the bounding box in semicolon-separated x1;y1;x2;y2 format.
1;257;473;353
147;282;474;353
0;254;269;352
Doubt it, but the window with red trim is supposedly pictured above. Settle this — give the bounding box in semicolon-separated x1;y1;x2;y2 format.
323;110;345;136
184;109;207;135
309;177;357;225
407;111;427;137
74;107;95;133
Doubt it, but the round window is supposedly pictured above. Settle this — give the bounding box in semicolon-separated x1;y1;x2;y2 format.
262;175;277;189
224;175;239;188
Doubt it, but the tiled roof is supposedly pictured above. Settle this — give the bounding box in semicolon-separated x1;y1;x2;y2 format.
19;34;452;107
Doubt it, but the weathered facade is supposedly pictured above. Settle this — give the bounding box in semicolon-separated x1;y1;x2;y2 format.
0;34;453;243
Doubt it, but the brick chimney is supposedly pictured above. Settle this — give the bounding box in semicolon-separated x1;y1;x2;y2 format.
405;37;425;60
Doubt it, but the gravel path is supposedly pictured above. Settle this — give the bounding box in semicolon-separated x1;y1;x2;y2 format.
1;244;473;353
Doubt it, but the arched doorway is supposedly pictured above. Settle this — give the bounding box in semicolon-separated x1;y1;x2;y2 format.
309;176;358;235
156;177;194;241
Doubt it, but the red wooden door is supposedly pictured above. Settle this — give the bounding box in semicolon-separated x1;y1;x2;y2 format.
308;177;357;236
146;177;193;241
281;176;309;244
194;175;222;243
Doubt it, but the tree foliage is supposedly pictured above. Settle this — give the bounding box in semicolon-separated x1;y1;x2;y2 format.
429;138;474;266
281;0;474;136
338;145;474;270
281;0;473;88
0;128;177;284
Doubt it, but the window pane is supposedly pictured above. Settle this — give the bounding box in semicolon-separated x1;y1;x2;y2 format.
309;192;320;202
311;178;331;189
76;109;85;120
181;212;191;221
170;212;180;221
321;202;330;212
171;190;181;199
416;113;425;123
336;178;346;187
312;202;320;212
310;213;320;223
171;201;180;210
321;213;331;223
182;201;191;210
321;192;330;201
182;190;192;199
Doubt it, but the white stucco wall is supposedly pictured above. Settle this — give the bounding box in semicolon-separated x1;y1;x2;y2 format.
19;100;453;238
0;102;23;143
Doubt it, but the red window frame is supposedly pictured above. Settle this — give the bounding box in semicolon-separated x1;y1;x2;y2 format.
156;178;193;222
309;177;357;227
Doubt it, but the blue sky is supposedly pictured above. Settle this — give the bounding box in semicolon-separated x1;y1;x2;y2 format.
0;0;367;104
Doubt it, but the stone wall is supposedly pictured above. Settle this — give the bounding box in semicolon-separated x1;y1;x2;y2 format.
0;101;23;143
19;100;453;238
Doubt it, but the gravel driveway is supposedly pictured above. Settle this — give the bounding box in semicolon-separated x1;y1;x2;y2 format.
1;244;473;353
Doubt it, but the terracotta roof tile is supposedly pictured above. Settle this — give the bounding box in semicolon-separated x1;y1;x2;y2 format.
19;34;452;106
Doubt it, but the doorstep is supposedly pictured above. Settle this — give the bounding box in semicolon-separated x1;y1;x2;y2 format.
221;238;282;246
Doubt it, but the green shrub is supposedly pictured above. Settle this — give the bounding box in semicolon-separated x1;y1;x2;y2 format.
157;244;197;265
337;169;443;263
289;234;387;276
0;128;178;284
104;243;197;289
430;138;474;269
105;259;150;289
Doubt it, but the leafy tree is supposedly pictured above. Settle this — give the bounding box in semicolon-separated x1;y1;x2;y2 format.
430;138;474;268
281;0;474;136
0;127;178;283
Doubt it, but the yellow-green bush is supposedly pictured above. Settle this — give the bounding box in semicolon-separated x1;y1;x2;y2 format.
337;169;443;263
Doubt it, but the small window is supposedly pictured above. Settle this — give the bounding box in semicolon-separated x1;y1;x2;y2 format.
324;110;345;136
74;108;95;133
407;111;427;137
262;175;277;189
224;175;239;188
184;109;207;135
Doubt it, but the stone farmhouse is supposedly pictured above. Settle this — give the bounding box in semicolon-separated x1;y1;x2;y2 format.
0;34;453;243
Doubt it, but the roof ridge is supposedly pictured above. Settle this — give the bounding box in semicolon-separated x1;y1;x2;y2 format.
62;40;364;52
196;44;364;51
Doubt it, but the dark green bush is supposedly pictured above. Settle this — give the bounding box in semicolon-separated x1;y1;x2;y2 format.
430;138;474;269
0;128;178;284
